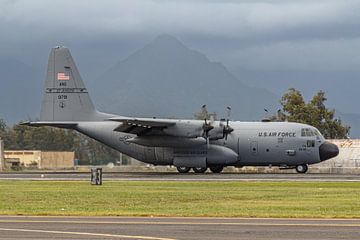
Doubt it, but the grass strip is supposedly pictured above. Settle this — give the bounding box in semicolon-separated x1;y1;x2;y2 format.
0;181;359;218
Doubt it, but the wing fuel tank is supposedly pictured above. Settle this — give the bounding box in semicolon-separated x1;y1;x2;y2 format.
173;145;239;166
207;145;239;165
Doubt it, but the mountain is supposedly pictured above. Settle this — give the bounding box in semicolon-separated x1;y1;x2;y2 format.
0;58;42;123
91;35;279;120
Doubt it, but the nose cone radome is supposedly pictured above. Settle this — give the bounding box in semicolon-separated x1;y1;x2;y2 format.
319;142;339;161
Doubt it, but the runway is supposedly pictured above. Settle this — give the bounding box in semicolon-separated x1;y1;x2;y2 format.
0;172;359;182
0;216;359;240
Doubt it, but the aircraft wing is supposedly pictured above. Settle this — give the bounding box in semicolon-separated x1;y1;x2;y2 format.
109;117;177;136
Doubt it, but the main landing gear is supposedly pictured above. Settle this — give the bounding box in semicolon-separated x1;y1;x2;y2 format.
176;166;224;174
176;166;191;173
193;167;207;173
295;164;308;174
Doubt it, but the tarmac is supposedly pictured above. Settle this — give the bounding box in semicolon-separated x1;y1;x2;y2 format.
0;172;359;182
0;216;359;240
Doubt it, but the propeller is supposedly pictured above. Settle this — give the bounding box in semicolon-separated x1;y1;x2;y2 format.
203;118;214;148
223;106;234;140
201;105;214;148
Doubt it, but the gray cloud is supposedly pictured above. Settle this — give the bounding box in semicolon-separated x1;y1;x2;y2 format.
1;0;360;71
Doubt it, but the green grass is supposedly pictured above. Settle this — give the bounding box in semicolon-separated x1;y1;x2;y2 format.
0;180;359;218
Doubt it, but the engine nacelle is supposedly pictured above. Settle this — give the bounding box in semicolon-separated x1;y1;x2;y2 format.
209;126;225;140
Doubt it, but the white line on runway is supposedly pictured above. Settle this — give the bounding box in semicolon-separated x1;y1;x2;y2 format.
0;177;360;182
0;227;177;240
0;220;359;227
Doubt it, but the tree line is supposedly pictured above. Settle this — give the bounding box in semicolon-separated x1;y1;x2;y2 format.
0;122;120;165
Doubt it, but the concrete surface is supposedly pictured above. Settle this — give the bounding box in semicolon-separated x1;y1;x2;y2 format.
0;216;359;240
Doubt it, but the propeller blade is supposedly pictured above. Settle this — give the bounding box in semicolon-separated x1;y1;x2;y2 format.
223;106;233;141
226;106;231;119
209;114;215;124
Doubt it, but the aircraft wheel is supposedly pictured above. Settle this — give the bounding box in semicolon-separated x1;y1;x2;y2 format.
209;166;224;174
177;166;191;173
193;167;207;173
295;164;308;174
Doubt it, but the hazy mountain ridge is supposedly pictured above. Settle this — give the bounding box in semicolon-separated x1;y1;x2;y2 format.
91;35;279;120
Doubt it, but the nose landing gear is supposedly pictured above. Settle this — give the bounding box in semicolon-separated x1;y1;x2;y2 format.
295;164;308;174
209;166;224;173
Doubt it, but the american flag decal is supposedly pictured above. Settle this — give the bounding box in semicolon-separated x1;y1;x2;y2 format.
57;72;70;81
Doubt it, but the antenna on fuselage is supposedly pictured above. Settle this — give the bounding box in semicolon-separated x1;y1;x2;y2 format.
262;108;271;122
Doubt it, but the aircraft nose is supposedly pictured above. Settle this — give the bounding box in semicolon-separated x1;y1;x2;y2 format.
319;142;339;161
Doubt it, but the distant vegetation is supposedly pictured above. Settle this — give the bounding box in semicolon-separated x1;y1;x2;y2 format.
0;122;120;165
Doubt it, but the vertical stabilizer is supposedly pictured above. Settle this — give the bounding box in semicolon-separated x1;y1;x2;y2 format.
40;46;105;121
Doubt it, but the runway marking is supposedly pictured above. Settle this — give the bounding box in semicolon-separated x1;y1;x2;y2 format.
0;220;359;227
1;177;360;182
0;227;177;240
2;215;360;221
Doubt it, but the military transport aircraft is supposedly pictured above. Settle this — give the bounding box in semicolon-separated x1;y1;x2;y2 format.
23;47;339;174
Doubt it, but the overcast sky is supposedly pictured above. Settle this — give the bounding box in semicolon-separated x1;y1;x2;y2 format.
1;0;360;73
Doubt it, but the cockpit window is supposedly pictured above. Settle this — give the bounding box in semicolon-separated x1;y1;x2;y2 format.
301;128;314;137
302;128;324;141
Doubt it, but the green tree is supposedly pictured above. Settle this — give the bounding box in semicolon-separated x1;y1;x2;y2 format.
194;105;217;121
279;88;349;139
0;118;6;132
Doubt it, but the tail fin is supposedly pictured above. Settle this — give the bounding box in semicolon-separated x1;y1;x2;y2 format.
40;46;108;121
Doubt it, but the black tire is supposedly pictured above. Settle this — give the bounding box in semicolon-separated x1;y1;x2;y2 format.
177;166;191;173
193;167;207;173
209;166;224;173
295;164;308;174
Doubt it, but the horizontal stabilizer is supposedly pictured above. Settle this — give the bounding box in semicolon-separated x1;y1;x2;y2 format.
20;121;77;129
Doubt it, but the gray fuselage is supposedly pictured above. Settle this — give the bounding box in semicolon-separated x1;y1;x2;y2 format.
75;120;326;168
